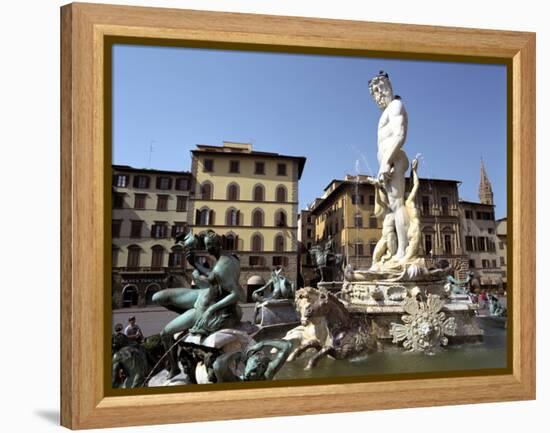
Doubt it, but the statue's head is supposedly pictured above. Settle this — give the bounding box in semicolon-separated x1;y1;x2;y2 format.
242;351;270;381
368;70;394;109
203;230;222;255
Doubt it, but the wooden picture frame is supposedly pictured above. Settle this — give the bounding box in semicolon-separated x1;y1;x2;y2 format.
60;2;536;429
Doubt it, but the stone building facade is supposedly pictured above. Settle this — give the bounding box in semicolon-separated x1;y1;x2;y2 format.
496;218;507;290
111;165;192;309
188;141;306;300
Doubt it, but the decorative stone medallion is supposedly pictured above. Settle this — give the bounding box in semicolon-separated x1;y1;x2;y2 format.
390;294;457;354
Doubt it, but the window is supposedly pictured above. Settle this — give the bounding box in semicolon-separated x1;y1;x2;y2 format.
112;246;120;267
465;210;473;219
227;184;239;201
112;220;122;238
482;259;490;269
134;193;146;209
476;211;483;220
196;208;214;225
176;196;187;212
224;234;237;251
201;183;212;200
422;196;431;214
488;228;495;234
274;235;285;252
469;259;476;268
253;184;264;202
157;195;168;211
113;174;129;187
229;160;240;173
275;210;287;227
500;256;505;266
355;242;364;256
351;194;364;205
424;234;433;255
276;186;287;203
368;195;375;206
307;228;312;238
252;209;264;227
203;159;214;172
151;246;164;268
133;175;150;189
175;177;189;191
151;222;168;239
487;239;496;252
354;213;363;228
171;222;187;238
127;247;141;268
145;285;160;305
277;163;287;176
477;237;486;251
168;246;184;267
307;216;312;224
255;161;265;175
113;193;125;209
249;256;264;266
130;220;143;238
465;236;474;251
272;256;284;266
156;176;172;190
226;209;240;226
441;197;449;215
251;234;263;252
369;241;377;256
368;216;377;229
499;241;504;250
492;259;497;268
444;234;452;254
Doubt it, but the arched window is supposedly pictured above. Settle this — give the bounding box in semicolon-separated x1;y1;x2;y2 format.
275;185;287;203
253;184;265;202
168;245;184;267
196;207;215;225
274;234;285;252
227;183;239;201
224;233;237;251
201;182;213;200
151;245;165;268
226;208;240;226
127;245;141;268
145;284;161;305
251;233;263;252
252;209;264;227
275;209;287;227
122;285;139;308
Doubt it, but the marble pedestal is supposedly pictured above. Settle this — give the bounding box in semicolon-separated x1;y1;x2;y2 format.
341;280;484;341
254;299;299;328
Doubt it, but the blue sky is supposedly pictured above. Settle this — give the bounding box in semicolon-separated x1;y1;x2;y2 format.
112;45;507;218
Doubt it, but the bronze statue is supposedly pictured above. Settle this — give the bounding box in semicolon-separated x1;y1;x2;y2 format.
251;268;295;302
212;340;292;382
153;230;245;379
309;238;345;283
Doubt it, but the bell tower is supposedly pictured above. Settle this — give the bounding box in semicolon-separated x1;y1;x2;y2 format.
479;159;494;205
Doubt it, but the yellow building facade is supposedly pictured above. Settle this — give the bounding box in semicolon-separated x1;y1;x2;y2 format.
189;142;306;298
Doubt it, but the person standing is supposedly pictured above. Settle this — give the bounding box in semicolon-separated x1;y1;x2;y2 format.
124;316;143;344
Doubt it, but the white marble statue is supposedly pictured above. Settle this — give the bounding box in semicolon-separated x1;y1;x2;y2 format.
366;71;411;269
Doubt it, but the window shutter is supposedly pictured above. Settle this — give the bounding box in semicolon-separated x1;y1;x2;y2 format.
236;210;240;226
156;177;161;189
133;176;139;188
209;210;215;225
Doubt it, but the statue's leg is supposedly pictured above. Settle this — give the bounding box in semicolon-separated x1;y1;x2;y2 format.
152;288;198;314
390;151;410;259
306;346;335;370
161;309;199;379
288;340;322;361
